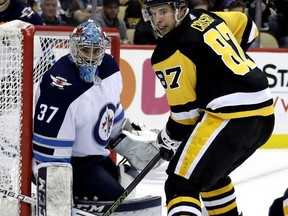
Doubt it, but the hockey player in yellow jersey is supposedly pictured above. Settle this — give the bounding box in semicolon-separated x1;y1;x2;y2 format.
142;0;275;215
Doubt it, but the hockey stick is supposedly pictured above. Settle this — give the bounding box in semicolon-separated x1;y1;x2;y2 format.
102;153;162;216
0;188;94;216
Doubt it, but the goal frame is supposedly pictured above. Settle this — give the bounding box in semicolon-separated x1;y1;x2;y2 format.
16;25;120;216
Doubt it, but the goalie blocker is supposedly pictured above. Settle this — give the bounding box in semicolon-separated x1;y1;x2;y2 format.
109;120;162;171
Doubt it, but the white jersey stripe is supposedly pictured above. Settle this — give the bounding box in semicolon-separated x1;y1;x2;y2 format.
206;88;272;110
171;108;200;121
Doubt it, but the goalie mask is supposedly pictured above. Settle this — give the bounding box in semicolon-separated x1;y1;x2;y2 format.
69;20;110;83
142;0;189;37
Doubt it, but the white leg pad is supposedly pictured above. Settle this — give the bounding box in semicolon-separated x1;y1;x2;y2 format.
118;164;138;199
37;162;73;216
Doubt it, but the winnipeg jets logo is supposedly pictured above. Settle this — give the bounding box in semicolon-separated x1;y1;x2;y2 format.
50;75;72;90
94;104;115;146
20;7;34;19
101;109;113;135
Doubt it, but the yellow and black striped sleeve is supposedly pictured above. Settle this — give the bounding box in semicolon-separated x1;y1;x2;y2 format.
213;11;259;51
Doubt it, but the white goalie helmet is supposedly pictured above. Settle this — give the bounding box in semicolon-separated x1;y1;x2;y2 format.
69;20;110;68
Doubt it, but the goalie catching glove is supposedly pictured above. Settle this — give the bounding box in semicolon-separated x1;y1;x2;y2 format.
157;128;181;161
109;123;160;170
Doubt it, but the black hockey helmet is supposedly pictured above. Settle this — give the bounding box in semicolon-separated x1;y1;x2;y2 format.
143;0;187;8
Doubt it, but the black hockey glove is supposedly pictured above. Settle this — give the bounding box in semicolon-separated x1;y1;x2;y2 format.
157;129;181;161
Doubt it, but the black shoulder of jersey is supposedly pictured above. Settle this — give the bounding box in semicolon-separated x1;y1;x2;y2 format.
190;9;226;22
151;11;206;63
97;53;120;80
152;10;226;64
9;0;43;25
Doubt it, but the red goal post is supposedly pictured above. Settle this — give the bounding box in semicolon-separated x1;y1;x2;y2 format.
0;20;120;216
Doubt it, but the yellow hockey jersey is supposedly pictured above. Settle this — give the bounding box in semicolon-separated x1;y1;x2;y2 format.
151;10;274;133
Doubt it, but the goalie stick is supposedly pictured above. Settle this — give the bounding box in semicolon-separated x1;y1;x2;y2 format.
0;187;94;216
102;153;161;216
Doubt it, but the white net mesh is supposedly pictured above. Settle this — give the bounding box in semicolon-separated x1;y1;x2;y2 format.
33;34;70;84
0;20;28;216
0;22;71;216
0;21;119;216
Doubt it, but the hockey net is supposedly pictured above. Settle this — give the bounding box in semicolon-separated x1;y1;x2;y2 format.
0;20;120;216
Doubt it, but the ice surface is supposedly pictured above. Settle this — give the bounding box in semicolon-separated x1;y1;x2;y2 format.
136;149;288;216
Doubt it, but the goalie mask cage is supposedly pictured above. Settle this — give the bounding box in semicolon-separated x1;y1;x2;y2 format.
0;20;120;216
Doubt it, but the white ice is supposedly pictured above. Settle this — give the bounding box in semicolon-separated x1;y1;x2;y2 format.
136;148;288;216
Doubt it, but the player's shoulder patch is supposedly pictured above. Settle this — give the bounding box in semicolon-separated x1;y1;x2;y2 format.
20;6;35;19
50;75;72;90
42;55;80;90
190;13;215;32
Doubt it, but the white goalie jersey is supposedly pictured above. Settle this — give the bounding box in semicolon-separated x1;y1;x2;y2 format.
32;53;125;165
